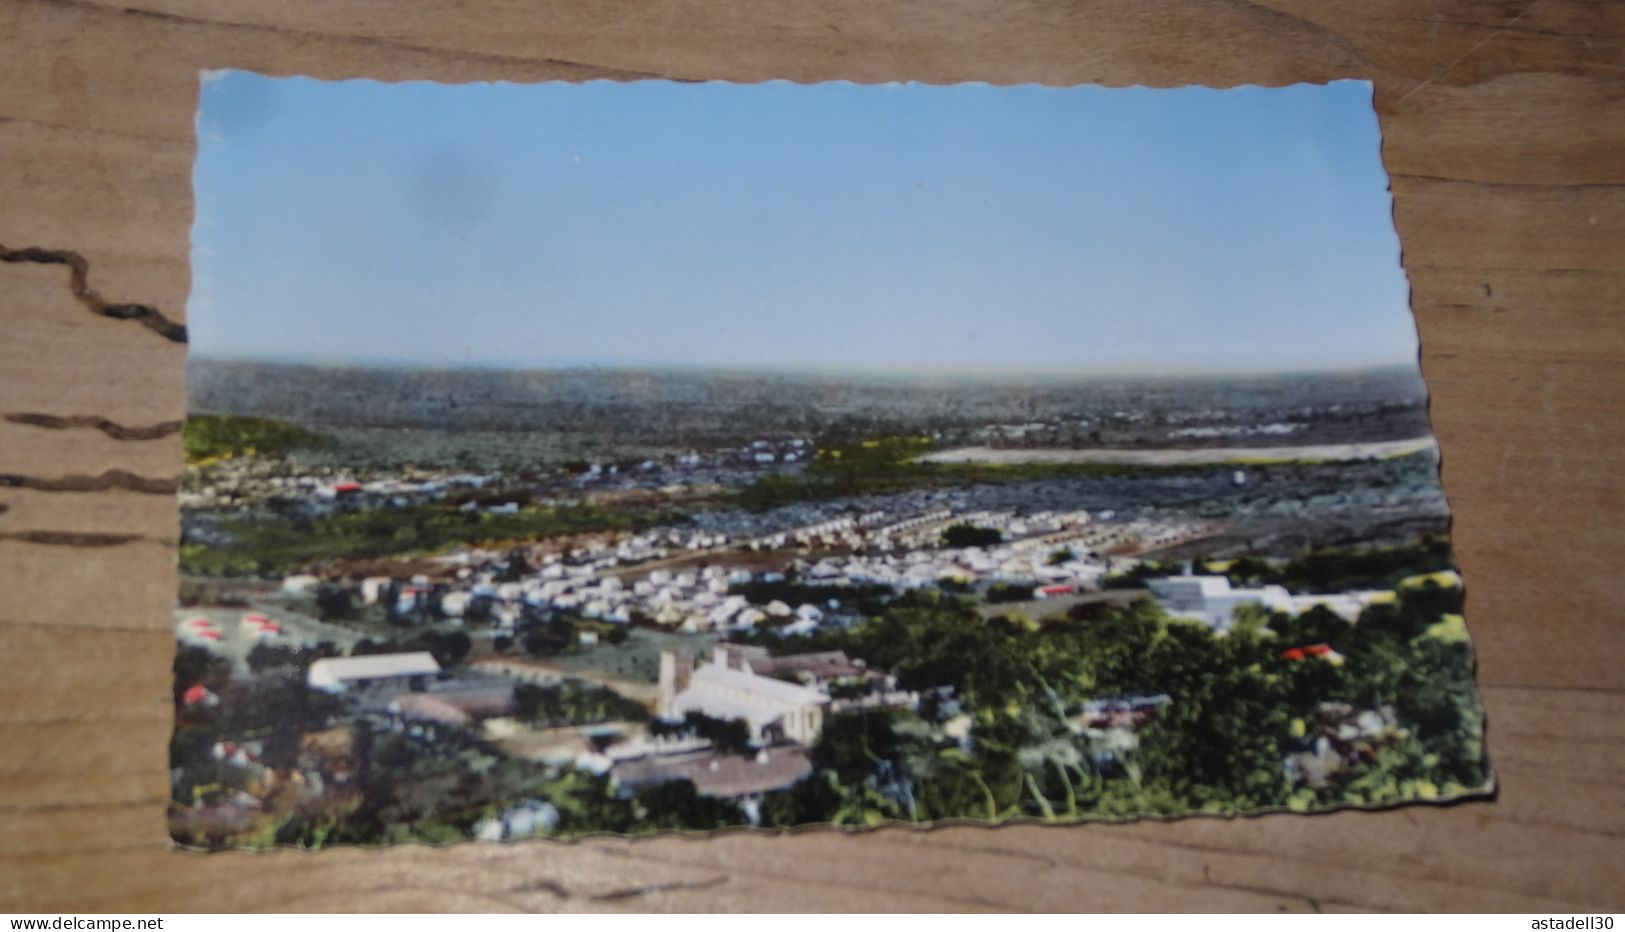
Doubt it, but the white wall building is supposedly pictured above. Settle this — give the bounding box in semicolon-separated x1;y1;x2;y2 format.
1146;576;1293;630
1148;575;1391;629
659;649;828;746
307;652;442;693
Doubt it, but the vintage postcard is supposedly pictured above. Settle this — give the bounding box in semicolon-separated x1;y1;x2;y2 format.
171;74;1490;847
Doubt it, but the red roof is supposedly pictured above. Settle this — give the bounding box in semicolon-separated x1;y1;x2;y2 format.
242;613;268;624
1040;585;1073;595
198;630;221;640
1281;644;1337;662
334;482;363;493
186;618;213;629
182;684;212;705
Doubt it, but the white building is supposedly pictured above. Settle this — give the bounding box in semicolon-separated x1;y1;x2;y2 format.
1148;575;1392;629
307;652;442;693
1146;576;1293;630
659;649;828;746
473;799;559;842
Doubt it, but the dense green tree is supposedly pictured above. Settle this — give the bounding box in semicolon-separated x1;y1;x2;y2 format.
353;631;471;668
246;642;304;674
649;712;752;754
314;583;357;621
627;779;747;832
495;548;534;583
173;643;231;706
514;680;646;727
522;618;576;657
1268;604;1352;649
943;523;1003;548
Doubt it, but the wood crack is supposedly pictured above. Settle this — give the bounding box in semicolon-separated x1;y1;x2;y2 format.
0;113;192;147
4;413;183;441
56;0;675;82
1390;172;1625;191
0;529;158;547
0;470;178;494
1393;0;1549;104
1399;16;1621;43
588;875;729;902
0;244;187;343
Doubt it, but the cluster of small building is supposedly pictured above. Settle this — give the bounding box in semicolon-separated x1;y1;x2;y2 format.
324;507;1236;642
178;611;283;646
789;541;1103;595
181;435;824;522
286;637;919;828
178;459;497;513
240;502;1259;651
182;560;1448;838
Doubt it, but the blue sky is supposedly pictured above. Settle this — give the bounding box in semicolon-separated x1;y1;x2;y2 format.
189;74;1415;374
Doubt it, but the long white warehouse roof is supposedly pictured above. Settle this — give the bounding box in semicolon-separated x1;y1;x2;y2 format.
308;651;441;691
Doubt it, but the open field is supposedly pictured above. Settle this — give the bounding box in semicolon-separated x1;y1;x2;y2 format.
917;436;1439;467
172;602;366;672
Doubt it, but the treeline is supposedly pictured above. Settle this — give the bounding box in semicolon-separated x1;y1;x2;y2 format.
737;435;1200;511
728;578;894;616
514;681;647;728
184;414;325;465
173;575;1483;844
1207;536;1456;593
745;583;1483;827
1102;538;1457;595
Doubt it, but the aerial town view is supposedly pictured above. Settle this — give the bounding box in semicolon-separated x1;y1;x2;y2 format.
170;74;1490;847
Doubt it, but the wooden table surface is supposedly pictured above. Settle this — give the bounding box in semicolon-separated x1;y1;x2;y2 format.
2;0;1622;913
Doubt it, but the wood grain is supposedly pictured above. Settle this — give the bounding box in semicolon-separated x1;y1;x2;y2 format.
2;0;1622;913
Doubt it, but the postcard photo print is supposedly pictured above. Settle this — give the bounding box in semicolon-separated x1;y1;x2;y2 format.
169;74;1489;849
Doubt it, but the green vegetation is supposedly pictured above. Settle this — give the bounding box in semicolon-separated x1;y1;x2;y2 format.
1209;536;1455;594
514;680;648;728
173;643;232;705
1104;560;1192;589
943;523;1003;548
737;435;1202;510
169;662;349;835
184;414;325;465
518;613;629;658
171;668;740;847
649;711;754;755
353;631;473;668
172;570;1484;846
179;502;672;577
729;578;894;616
984;582;1036;604
748;585;1485;826
256;721;561;848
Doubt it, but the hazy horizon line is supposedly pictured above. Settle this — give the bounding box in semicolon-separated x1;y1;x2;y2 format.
188;351;1424;383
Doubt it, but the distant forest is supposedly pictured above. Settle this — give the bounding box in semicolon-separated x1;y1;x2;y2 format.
187;358;1432;450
